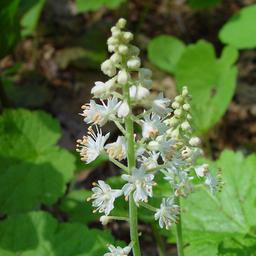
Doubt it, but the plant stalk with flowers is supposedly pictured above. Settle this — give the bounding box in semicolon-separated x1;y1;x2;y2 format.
76;18;222;256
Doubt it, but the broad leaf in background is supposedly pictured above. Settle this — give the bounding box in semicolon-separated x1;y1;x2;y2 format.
60;190;100;224
148;35;186;74
187;0;221;9
182;150;256;255
0;109;75;214
175;40;238;134
19;0;46;37
219;4;256;49
76;0;126;12
0;211;115;255
0;0;20;58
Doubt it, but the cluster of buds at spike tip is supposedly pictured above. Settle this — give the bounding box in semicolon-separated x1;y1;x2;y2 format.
76;18;223;253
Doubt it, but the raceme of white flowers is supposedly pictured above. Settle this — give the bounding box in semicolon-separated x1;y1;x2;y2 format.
76;18;222;255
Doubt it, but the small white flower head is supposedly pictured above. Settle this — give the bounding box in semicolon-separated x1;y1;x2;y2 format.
101;59;116;77
151;93;171;116
189;137;201;147
154;197;179;229
100;215;110;225
164;169;193;197
76;126;109;163
139;152;160;170
141;114;168;139
195;164;209;177
105;136;127;161
81;98;120;126
117;69;129;85
122;168;155;204
104;244;132;256
89;180;122;216
117;101;130;117
129;85;150;100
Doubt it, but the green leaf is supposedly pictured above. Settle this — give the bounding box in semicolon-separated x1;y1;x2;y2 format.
0;109;75;214
60;190;100;224
187;0;221;9
219;4;256;49
182;150;256;255
0;0;20;58
19;0;46;37
148;35;186;74
0;211;115;255
175;40;238;134
76;0;126;12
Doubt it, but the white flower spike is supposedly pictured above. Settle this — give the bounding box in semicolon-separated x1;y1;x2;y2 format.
104;244;132;256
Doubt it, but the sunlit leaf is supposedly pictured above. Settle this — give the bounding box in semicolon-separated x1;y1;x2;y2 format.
182;150;256;255
219;4;256;49
148;35;186;74
175;40;238;134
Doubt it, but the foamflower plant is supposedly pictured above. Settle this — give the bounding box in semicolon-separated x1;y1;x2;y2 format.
76;18;222;256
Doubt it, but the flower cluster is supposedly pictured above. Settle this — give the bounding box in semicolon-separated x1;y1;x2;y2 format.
77;18;222;255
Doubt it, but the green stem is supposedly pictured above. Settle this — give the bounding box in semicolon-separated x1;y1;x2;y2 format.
176;197;184;256
123;83;141;256
152;224;166;256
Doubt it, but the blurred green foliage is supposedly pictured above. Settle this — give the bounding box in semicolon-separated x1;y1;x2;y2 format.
187;0;222;9
76;0;126;12
219;4;256;49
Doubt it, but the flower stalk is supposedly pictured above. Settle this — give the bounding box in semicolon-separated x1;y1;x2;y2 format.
175;197;184;256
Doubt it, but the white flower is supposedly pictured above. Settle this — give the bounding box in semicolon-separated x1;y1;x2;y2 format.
195;164;208;177
101;59;116;77
91;79;116;98
117;101;129;117
121;168;155;203
154;197;179;229
151;93;171;116
141;114;167;139
164;169;193;197
205;173;218;193
76;126;109;163
139;152;159;170
90;180;122;215
81;97;120;126
129;85;150;100
105;136;127;161
104;244;132;256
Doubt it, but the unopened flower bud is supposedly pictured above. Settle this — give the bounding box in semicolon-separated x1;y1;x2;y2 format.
183;103;190;111
187;114;192;120
118;101;129;117
148;141;159;151
174;109;182;117
129;45;140;56
182;86;189;96
123;32;133;42
108;44;116;52
174;95;183;103
116;18;126;29
172;102;180;109
117;70;129;85
130;85;150;100
195;164;208;177
110;53;121;64
189;137;201;147
107;37;118;45
101;59;116;77
118;44;128;55
127;57;141;70
181;121;191;131
100;215;110;225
